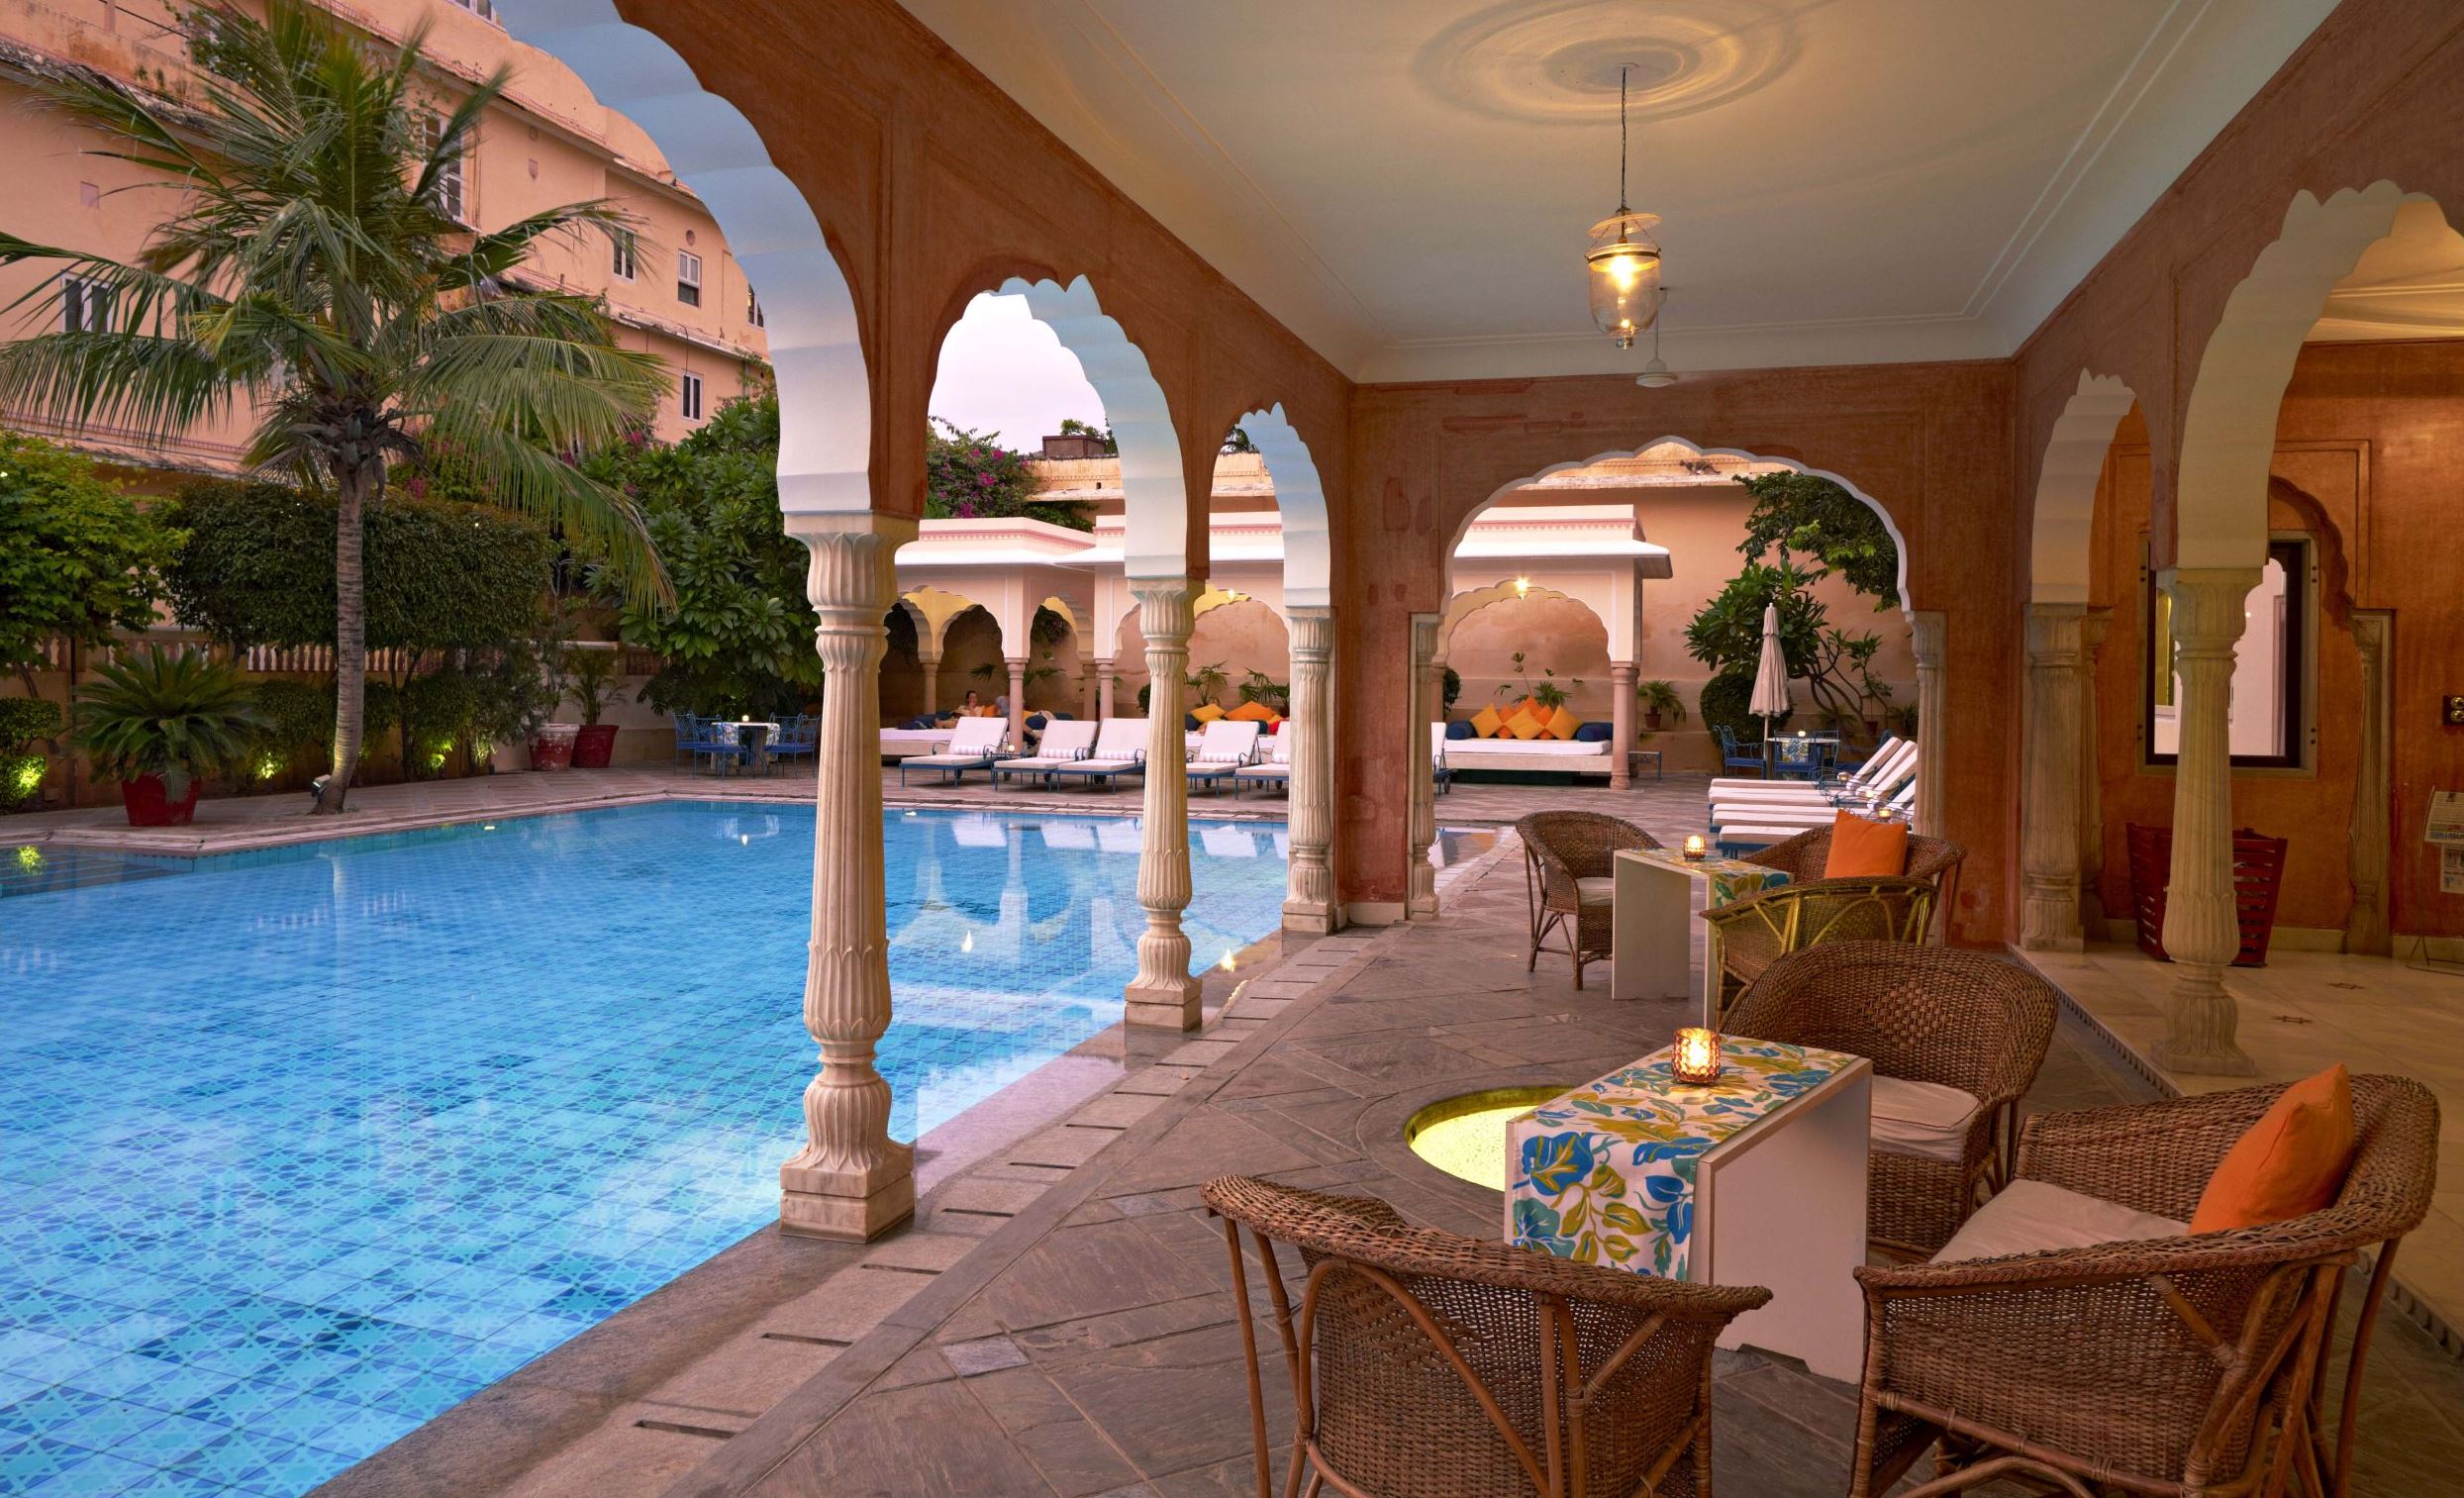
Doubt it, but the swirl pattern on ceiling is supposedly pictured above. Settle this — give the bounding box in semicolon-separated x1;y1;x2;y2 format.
1413;0;1803;126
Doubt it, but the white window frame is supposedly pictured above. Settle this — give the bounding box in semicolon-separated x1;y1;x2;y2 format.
421;114;469;225
680;371;704;421
447;0;499;22
676;250;703;308
612;235;637;282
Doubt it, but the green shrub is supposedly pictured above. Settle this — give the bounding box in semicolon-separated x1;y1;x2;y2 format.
1;752;42;809
401;672;478;777
0;696;62;751
1698;667;1791;746
0;432;176;677
250;679;333;750
70;648;264;796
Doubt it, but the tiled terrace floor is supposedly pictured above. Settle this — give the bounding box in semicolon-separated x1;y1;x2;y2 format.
440;846;2458;1498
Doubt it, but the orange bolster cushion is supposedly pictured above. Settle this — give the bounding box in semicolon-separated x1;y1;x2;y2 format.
1823;811;1910;877
2189;1064;2357;1234
1226;701;1276;723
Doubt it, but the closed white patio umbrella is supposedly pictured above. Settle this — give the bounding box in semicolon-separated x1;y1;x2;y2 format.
1749;602;1791;723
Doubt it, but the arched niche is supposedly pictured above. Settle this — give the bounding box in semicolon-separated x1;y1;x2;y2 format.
2027;372;2138;605
496;1;870;516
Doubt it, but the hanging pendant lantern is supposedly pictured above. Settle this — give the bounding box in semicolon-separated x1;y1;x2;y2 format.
1586;66;1663;350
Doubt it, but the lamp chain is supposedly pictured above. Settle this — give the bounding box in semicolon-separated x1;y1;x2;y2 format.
1618;65;1629;215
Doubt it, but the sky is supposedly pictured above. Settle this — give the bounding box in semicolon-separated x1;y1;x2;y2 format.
926;292;1108;449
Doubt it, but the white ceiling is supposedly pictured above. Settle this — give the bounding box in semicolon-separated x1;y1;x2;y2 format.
896;0;2341;381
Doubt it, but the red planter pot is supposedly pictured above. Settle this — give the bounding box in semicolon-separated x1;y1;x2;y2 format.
120;772;200;827
570;724;619;769
530;733;576;771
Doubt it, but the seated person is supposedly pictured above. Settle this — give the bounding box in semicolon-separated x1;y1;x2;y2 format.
936;688;986;727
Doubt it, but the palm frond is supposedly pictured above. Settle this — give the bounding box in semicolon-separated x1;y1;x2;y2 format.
424;418;671;610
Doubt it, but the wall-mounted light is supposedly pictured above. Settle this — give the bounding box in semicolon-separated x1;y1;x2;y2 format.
1514;576;1531;597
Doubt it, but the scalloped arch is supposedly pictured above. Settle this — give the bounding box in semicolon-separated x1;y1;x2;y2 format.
1438;580;1604;655
495;1;870;515
2027;371;2137;604
1234;404;1331;609
1461;436;1911;610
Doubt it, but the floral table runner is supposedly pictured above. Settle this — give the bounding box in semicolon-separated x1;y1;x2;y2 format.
1506;1038;1856;1278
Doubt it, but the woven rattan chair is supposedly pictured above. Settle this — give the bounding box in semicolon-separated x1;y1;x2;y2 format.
1203;1176;1770;1498
1723;943;2057;1257
1700;874;1936;1019
1849;1075;2438;1498
1743;826;1967;924
1516;812;1659;990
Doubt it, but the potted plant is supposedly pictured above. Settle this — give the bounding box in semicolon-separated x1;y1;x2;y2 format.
1638;679;1686;732
71;648;263;827
1184;659;1231;709
530;631;577;771
564;646;624;767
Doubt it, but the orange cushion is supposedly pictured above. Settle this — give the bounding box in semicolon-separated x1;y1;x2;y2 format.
1226;701;1276;723
1823;811;1910;877
1498;698;1535;737
1544;705;1581;742
1190;702;1227;724
1507;710;1547;741
2190;1065;2357;1234
1469;705;1503;739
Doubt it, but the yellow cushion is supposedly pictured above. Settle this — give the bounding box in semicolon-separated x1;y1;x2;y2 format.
1469;705;1504;739
2190;1065;2356;1234
1823;811;1910;877
1226;701;1276;723
1508;711;1546;741
1190;702;1227;724
1544;705;1580;741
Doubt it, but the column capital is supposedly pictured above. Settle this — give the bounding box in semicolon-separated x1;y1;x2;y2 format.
2025;602;2086;667
2159;565;2263;650
1131;576;1196;641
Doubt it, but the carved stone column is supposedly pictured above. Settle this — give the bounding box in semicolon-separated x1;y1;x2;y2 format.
1127;580;1201;1027
1909;612;1947;840
1283;606;1338;934
1097;664;1117;721
2346;610;2394;955
1005;656;1029;749
1080;657;1099;722
1609;661;1638;790
778;514;916;1241
1408;613;1439;921
916;650;940;721
2156;566;2259;1076
2020;604;2086;949
2077;611;2112;939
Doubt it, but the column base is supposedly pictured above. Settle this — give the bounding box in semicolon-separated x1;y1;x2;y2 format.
2154;967;2258;1077
1281;898;1340;936
1125;974;1203;1030
778;1148;916;1241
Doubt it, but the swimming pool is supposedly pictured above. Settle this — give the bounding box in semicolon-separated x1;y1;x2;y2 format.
0;804;1290;1497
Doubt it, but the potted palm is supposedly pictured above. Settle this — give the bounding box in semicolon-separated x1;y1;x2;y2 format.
565;646;624;767
1638;679;1686;732
73;648;264;827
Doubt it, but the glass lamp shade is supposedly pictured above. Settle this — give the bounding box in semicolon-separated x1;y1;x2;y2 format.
1672;1027;1724;1084
1586;210;1664;349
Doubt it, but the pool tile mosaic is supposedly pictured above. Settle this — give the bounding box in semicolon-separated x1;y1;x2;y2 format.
0;804;1287;1496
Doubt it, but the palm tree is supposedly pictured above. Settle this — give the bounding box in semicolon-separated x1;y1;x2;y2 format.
0;2;666;812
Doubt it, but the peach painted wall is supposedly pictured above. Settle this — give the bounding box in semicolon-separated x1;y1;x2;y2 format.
1107;600;1289;712
2086;344;2464;940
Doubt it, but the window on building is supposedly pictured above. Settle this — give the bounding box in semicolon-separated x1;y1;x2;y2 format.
746;286;764;329
612;235;637;281
61;274;111;334
447;0;498;21
2144;535;2311;769
676;250;702;308
420;114;468;224
680;371;704;422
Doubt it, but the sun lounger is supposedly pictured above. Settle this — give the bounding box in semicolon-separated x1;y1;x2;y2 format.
1045;718;1149;790
989;719;1100;788
896;715;1010;786
1186;720;1263;795
1711;744;1920;818
1709;737;1910;798
1230;728;1292;795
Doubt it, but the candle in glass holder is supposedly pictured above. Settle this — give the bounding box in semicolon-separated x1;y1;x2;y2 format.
1681;834;1708;862
1672;1027;1724;1083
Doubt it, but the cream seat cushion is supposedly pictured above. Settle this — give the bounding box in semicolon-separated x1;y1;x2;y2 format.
1575;876;1616;905
1933;1179;2188;1263
1870;1075;1982;1164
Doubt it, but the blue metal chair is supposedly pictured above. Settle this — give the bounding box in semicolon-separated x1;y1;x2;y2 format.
1770;736;1823;781
1715;725;1765;775
765;714;818;773
670;714;701;766
689;718;746;775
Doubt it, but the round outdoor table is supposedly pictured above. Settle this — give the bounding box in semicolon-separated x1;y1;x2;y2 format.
730;720;779;775
1764;732;1841;777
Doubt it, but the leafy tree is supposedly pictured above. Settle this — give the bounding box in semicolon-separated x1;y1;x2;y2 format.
583;393;821;717
1684;559;1889;727
0;432;177;694
1056;416;1117;454
1735;470;1900;607
0;2;664;814
928;419;1090;529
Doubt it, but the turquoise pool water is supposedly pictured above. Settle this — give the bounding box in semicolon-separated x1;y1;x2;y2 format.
0;805;1290;1497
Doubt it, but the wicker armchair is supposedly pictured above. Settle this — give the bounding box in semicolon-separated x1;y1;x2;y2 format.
1203;1176;1770;1498
1516;812;1660;989
1849;1075;2439;1498
1700;874;1937;1018
1723;943;2057;1257
1743;825;1967;931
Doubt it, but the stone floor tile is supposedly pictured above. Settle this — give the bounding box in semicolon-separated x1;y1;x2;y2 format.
747;1378;1058;1497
